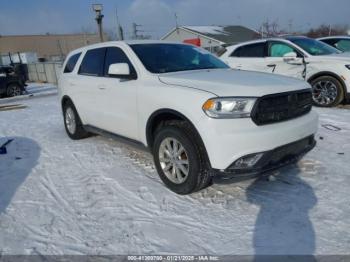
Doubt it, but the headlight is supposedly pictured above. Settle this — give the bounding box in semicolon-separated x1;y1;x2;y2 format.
202;97;257;119
346;65;350;70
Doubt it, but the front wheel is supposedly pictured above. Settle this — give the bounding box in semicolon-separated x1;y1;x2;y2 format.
310;76;344;107
6;84;22;97
153;121;212;194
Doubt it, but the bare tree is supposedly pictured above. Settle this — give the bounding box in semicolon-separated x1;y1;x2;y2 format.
306;24;349;38
259;19;287;38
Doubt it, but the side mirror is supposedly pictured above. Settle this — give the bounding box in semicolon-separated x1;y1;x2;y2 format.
283;52;297;62
108;63;136;79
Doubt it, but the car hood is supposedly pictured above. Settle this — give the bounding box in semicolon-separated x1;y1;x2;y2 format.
158;69;309;97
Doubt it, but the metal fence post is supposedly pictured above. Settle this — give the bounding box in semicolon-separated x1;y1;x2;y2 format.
35;63;39;82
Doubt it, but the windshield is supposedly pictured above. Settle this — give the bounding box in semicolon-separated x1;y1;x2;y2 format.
129;43;229;73
289;38;342;56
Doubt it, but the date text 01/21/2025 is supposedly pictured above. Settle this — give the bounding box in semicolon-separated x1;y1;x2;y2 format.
127;255;219;261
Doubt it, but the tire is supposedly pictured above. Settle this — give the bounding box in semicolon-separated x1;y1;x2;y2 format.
153;120;212;194
62;100;90;140
6;83;22;97
310;76;344;107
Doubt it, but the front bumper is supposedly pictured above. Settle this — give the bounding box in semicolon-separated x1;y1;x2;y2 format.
212;135;316;183
197;110;319;170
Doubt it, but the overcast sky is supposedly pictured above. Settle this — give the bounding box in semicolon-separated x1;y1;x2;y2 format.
0;0;349;39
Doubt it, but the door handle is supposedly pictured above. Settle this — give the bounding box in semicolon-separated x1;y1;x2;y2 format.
98;85;106;90
68;82;76;86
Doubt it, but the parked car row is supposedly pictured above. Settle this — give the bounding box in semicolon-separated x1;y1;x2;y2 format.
59;41;318;194
220;36;350;107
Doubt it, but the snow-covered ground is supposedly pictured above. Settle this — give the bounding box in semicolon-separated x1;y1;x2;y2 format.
0;93;349;256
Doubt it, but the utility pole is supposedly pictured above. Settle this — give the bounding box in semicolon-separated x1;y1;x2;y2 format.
92;4;104;42
288;19;293;34
174;12;179;34
237;15;241;25
329;24;332;36
132;23;141;39
57;40;64;61
115;7;124;40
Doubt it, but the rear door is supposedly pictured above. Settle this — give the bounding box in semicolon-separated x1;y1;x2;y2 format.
224;42;269;73
73;47;107;125
265;41;305;80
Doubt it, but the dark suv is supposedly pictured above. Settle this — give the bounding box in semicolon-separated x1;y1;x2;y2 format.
0;66;26;98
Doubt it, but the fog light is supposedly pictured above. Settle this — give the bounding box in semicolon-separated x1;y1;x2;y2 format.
232;153;263;169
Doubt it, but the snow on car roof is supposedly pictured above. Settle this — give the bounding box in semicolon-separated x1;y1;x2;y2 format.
184;26;231;35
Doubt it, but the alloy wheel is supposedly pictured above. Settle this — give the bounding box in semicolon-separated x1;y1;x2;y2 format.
312;80;338;106
7;85;22;97
158;137;190;184
65;107;76;134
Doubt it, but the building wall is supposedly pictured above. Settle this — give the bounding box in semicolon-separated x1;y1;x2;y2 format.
0;34;104;61
163;28;222;51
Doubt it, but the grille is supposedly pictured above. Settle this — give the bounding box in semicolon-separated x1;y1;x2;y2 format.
251;89;312;125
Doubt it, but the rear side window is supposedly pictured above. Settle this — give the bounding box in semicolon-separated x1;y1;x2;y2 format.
231;43;266;58
104;47;137;77
64;53;81;73
79;48;106;76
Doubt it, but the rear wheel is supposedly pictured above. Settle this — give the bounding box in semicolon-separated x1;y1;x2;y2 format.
153;121;212;194
63;101;90;140
310;76;344;107
6;83;22;97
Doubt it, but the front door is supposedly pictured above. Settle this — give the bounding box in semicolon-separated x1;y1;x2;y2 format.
93;46;139;140
265;41;305;80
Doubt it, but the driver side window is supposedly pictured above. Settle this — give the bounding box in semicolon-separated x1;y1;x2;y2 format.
104;47;137;77
268;42;300;57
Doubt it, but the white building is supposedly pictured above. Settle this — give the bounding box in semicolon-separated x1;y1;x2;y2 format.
162;25;260;53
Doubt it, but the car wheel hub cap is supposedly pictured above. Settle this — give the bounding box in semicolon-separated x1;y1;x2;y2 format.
65;107;76;134
159;137;189;184
312;80;337;105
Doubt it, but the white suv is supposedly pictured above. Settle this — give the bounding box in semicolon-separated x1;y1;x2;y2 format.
58;41;318;194
221;36;350;107
318;36;350;53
